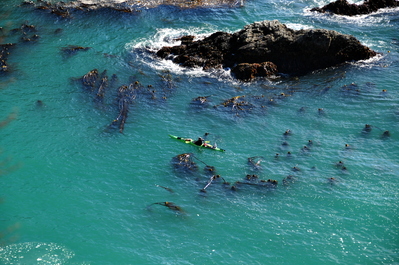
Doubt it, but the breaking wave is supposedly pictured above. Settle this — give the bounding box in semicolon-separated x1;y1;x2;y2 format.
126;27;235;81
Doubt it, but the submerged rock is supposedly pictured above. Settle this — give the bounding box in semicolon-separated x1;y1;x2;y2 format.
310;0;399;16
156;20;377;80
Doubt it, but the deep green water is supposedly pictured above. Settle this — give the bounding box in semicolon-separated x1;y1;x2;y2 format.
0;0;398;264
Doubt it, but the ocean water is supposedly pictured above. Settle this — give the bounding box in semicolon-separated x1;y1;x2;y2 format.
0;0;398;264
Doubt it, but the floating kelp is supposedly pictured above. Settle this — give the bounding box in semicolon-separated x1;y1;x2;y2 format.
0;44;15;73
8;22;40;43
171;153;198;173
1;23;40;73
191;95;212;107
156;71;175;100
109;83;138;133
109;100;129;133
335;160;345;168
95;75;108;103
125;72;175;104
231;178;278;191
75;69;135;133
80;69;99;89
155;184;174;193
203;165;216;176
60;45;91;57
362;124;373;134
147;201;183;212
214;95;256;116
381;130;391;139
212;94;286;116
74;68;177;133
282;175;296;186
229;174;278;191
291;166;301;172
327;177;338;186
74;68;114;107
121;82;141;101
340;82;361;96
247;156;264;171
200;174;229;192
131;81;163;102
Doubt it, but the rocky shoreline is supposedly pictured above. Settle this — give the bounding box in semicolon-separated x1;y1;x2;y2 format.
310;0;399;16
20;0;242;18
156;20;377;81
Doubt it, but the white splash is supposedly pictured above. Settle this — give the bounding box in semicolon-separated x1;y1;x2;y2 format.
126;27;235;81
285;23;315;30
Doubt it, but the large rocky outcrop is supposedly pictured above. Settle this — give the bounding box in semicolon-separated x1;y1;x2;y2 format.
311;0;398;16
21;0;241;18
156;20;377;80
21;0;140;18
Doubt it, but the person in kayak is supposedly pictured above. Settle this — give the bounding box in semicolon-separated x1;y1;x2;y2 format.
193;137;205;146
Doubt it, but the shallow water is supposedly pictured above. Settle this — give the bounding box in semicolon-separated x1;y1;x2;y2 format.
1;0;398;264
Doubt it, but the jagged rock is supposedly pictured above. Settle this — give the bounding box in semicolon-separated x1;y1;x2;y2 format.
22;0;242;17
310;0;399;16
176;35;195;45
156;20;377;80
231;62;278;81
25;0;141;18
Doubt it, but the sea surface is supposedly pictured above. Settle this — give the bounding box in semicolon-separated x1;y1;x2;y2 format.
0;0;398;264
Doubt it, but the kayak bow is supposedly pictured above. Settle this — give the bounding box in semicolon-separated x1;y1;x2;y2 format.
169;134;225;152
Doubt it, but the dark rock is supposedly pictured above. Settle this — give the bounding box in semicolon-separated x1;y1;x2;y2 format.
27;0;141;18
310;0;399;16
231;62;278;81
156;20;376;80
177;35;195;45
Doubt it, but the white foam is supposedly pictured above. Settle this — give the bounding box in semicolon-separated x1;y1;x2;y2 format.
126;27;211;52
126;27;237;81
304;5;399;25
349;53;385;68
308;0;364;10
285;23;315;30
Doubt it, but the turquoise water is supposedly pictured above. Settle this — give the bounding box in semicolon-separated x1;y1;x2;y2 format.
1;0;398;264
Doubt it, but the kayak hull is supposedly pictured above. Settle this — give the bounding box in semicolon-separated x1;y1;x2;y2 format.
169;135;225;152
